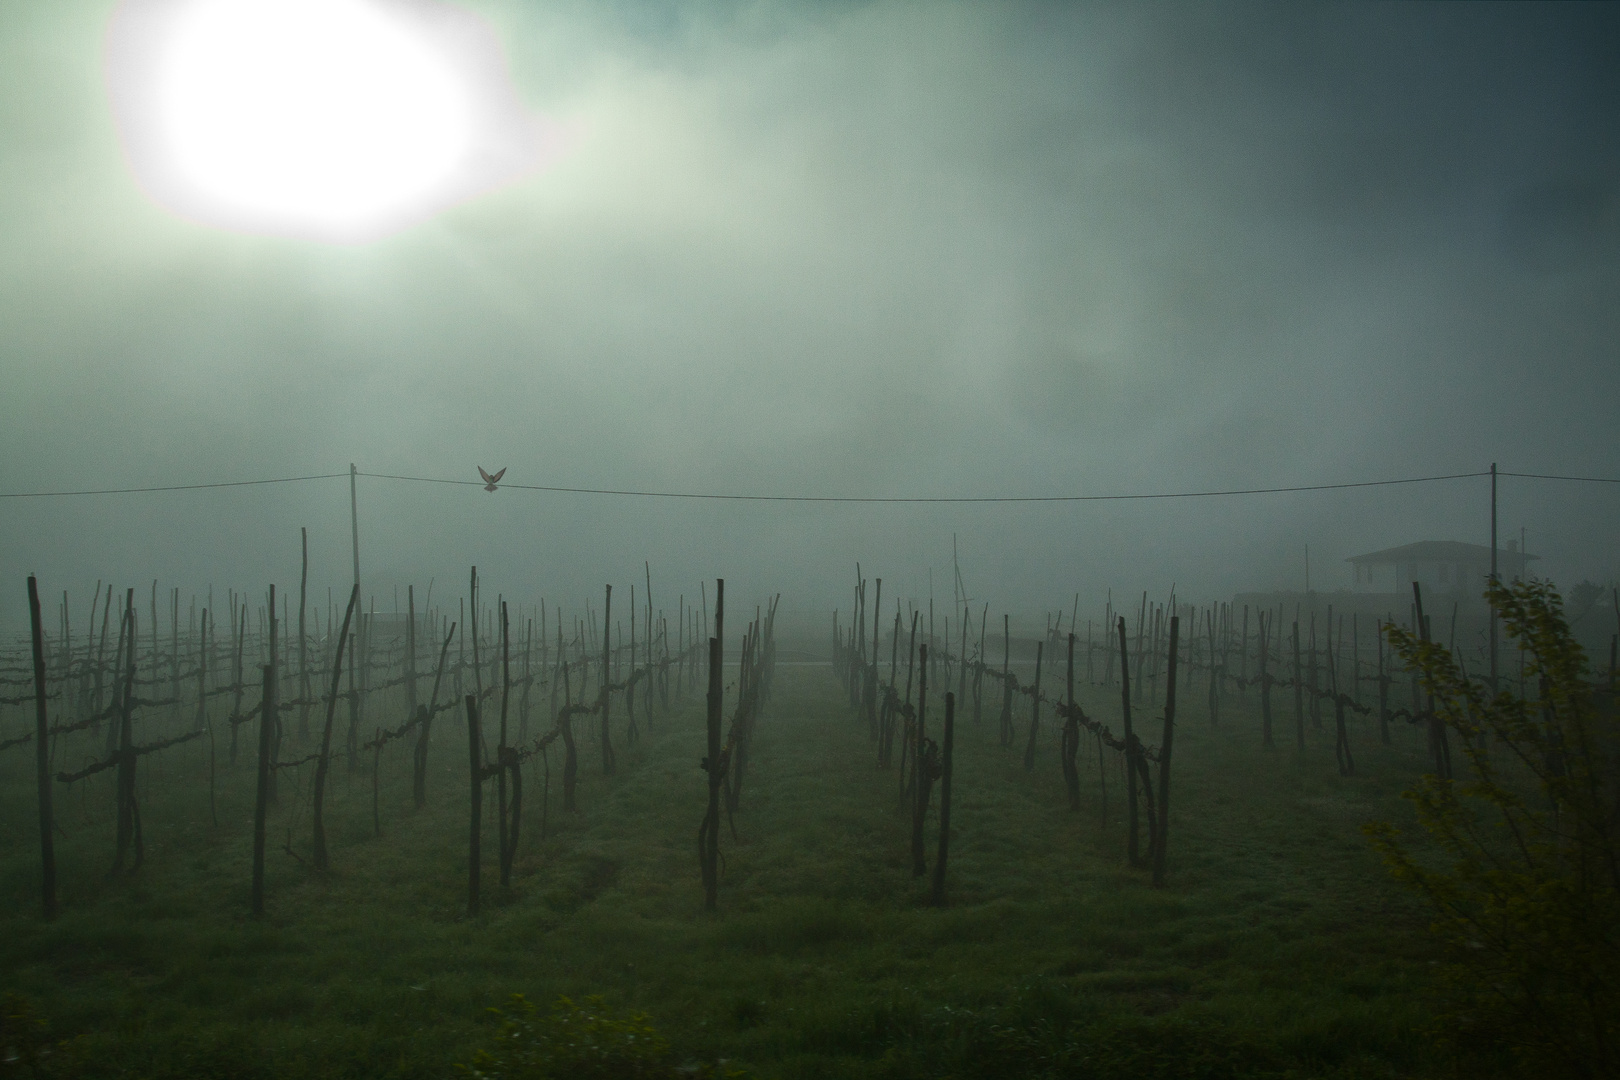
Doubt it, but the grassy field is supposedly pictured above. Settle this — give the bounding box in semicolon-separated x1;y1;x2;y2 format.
0;659;1443;1078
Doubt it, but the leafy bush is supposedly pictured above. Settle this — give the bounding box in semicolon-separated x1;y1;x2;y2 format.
1366;579;1619;1079
456;994;753;1080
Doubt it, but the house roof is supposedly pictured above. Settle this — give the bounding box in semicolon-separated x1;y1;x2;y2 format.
1345;540;1538;565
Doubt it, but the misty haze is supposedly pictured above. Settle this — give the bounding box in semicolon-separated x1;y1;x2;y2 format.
1;2;1616;1078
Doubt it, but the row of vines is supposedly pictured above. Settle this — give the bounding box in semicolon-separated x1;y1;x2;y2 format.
2;536;779;922
831;568;1526;896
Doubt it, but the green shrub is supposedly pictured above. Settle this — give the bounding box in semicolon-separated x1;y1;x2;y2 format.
1366;579;1619;1079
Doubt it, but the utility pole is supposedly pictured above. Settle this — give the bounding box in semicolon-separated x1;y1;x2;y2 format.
1489;462;1498;691
349;463;361;591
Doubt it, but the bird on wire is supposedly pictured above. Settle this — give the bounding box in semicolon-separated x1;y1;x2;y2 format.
478;466;506;492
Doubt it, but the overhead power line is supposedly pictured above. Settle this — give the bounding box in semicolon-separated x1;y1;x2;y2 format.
358;470;1494;502
1499;471;1620;484
1;467;1615;503
0;473;347;498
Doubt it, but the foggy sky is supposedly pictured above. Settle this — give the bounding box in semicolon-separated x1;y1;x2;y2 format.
2;0;1617;637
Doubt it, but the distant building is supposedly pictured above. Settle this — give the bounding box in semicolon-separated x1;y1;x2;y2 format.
1346;540;1536;596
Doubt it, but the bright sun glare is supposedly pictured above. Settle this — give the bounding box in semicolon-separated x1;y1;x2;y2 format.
108;0;550;242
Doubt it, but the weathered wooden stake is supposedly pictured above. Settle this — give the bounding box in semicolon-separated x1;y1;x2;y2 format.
1329;615;1354;776
1062;632;1080;810
26;576;56;920
700;580;724;910
497;602;510;885
1153;616;1179;887
912;645;929;877
1117;616;1139;863
1291;621;1305;751
299;529;310;741
930;692;955;907
112;596;139;875
1258;612;1274;749
1022;640;1043;771
466;694;482;917
600;585;615;775
312;584;359;873
251;663;274;916
1376;619;1391;745
415;621;455;808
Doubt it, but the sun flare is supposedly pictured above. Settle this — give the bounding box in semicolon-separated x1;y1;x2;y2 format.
107;0;553;242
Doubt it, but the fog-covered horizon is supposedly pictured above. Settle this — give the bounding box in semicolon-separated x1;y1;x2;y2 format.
3;0;1617;635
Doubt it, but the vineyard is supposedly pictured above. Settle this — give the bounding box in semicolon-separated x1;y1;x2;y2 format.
0;556;1581;1079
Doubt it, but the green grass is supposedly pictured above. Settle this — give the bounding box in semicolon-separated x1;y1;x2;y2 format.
0;665;1442;1078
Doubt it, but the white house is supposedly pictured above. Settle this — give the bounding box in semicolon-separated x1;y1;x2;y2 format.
1346;540;1536;596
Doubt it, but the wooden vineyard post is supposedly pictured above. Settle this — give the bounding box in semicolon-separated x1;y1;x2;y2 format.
405;584;417;726
1062;633;1080;810
627;585;637;745
600;585;615;775
251;663;274;917
26;576;56;919
1117;617;1139;863
1022;640;1043;771
879;610;900;767
170;588;179;722
645;562;657;727
112;595;139;876
415;621;455;808
912;645;929;877
266;585;279;806
345;626;360;772
497;603;510;887
1258;613;1274;749
299;529;311;741
897;613;919;783
312;585;359;873
504;743;523;886
495;599;515;887
1133;592;1147;705
1376;619;1391;745
867;579;882;741
930;692;955;907
1206;608;1219;725
466;694;482;917
1291;621;1305;751
203;610;218;827
560;664;578;812
1351;613;1361;709
1102;600;1114;687
92;586;110;721
974;604;987;724
1328;615;1354;776
999;614;1013;747
230;606;245;764
957;604;967;713
1307;614;1321;729
1240;605;1249;697
195;607;209;730
1153;616;1179;887
700;579;724;911
1087;618;1094;685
